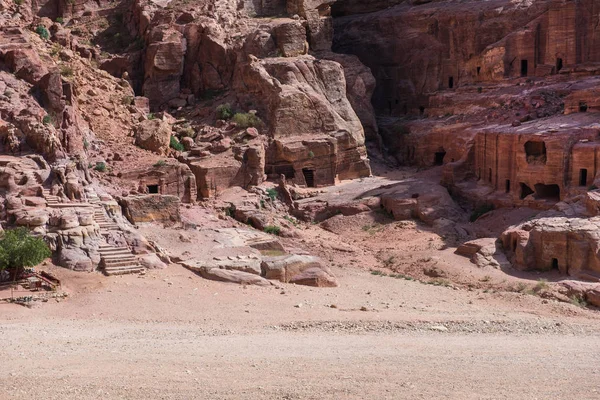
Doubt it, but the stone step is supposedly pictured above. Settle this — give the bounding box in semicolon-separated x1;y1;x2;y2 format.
104;259;138;268
101;252;136;260
99;246;129;251
104;265;145;276
99;250;134;257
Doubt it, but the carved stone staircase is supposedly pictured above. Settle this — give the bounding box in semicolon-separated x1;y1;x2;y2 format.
98;244;144;276
92;206;119;233
41;188;60;207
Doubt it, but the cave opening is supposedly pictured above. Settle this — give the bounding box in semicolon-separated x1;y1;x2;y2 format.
551;258;559;269
520;60;528;77
434;150;446;165
147;184;159;194
534;183;560;200
505;179;511;193
579;102;588;112
448;76;454;89
476;66;481;76
524;141;547;164
302;169;315;187
556;58;563;72
419;106;425;115
520;183;534;199
580;168;588;186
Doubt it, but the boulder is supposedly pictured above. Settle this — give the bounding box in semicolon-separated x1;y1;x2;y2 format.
121;195;181;225
58;248;94;272
139;253;168;269
196;268;272;286
134;119;172;154
261;254;338;287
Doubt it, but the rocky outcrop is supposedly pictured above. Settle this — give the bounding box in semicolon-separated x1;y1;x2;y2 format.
261;254;338;287
121;194;181;225
134;119;172;154
501;216;600;280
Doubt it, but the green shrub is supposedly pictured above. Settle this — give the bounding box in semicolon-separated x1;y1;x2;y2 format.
232;112;262;128
35;25;50;40
477;87;483;93
153;160;167;167
216;103;233;120
121;95;134;105
170;136;184;151
0;228;51;278
94;162;107;172
60;65;74;77
588;184;598;191
147;113;155;120
266;188;278;201
308;151;315;159
14;0;23;5
264;225;281;236
42;115;52;125
469;204;495;222
55;17;64;24
83;139;89;149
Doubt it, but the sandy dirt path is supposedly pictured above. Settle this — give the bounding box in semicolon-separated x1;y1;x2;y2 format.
2;263;600;399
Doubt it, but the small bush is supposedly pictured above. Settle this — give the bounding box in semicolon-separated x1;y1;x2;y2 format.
216;103;233;120
232;112;262;128
170;136;184;151
0;228;51;277
14;0;23;5
42;115;52;125
477;87;483;93
532;278;549;293
153;160;167;167
83;139;89;149
94;162;107;172
569;295;587;308
588;184;598;191
147;113;155;120
55;17;64;24
308;151;315;159
469;204;495;222
264;225;281;236
266;188;278;201
35;25;50;40
50;43;61;57
121;96;134;105
60;65;74;77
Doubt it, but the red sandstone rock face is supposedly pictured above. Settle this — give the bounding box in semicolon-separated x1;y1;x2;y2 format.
332;0;600;116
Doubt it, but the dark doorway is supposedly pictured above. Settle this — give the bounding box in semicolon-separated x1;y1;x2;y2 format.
147;184;159;194
302;169;315;187
580;169;588;186
579;102;588;112
505;179;511;193
520;183;534;199
448;76;454;89
551;258;559;269
524;141;547;164
534;183;560;200
419;106;425;115
434;151;446;165
520;60;528;77
488;168;492;183
556;58;563;72
476;66;481;76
